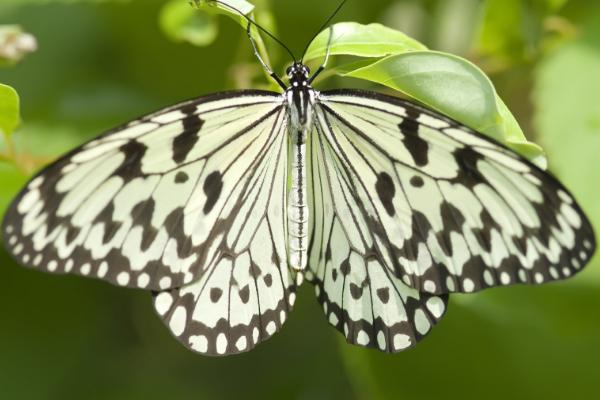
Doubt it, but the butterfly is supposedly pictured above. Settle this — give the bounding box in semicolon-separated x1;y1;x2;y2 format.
2;1;596;356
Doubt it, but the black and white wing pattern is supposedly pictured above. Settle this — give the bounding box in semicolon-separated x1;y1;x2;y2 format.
2;90;298;355
307;103;448;352
313;89;595;297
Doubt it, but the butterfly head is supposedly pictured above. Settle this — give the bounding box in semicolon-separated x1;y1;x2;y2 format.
286;63;311;87
285;62;315;131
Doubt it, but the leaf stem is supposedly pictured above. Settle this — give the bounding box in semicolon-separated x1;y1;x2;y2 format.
1;130;16;163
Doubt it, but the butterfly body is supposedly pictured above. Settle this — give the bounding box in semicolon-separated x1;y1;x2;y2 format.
285;62;316;271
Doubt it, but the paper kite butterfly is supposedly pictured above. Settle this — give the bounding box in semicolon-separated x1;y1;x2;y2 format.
2;1;595;355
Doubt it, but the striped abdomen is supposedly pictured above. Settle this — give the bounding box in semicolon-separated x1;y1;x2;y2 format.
288;133;308;271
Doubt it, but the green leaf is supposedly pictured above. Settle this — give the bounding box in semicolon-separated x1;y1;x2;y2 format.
303;21;546;166
342;51;546;167
303;22;426;63
191;0;254;29
160;0;218;46
0;83;20;135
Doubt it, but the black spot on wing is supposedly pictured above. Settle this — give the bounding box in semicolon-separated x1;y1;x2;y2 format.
325;243;332;262
349;283;363;300
249;262;262;278
454;147;486;188
238;285;250;303
210;288;223;303
473;208;497;253
376;172;396;216
163;207;191;257
437;201;466;256
410;175;424;187
132;198;158;251
98;204;121;244
399;110;428;167
203;171;223;214
411;210;433;243
116;140;147;179
175;171;189;183
172;109;204;164
340;258;351;276
376;287;390;304
264;273;273;287
65;226;80;243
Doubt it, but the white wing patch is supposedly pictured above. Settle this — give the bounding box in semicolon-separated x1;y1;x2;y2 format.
307;112;448;352
317;90;595;295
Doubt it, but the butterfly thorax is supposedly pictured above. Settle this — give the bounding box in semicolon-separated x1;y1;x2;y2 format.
284;62;315;272
285;62;316;134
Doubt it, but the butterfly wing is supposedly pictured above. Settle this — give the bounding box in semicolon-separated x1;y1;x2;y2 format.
307;101;448;352
312;89;595;296
152;97;297;355
3;90;297;355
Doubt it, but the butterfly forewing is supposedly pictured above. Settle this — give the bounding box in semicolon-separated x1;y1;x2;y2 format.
314;89;596;295
2;91;289;290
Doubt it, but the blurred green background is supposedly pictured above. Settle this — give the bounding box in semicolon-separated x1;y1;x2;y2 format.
1;0;599;399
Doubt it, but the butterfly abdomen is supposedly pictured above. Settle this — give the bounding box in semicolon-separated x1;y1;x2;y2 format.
288;131;308;271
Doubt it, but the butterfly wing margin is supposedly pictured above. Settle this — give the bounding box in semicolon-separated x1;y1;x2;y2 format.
152;104;298;355
2;90;288;292
306;111;448;352
316;89;595;294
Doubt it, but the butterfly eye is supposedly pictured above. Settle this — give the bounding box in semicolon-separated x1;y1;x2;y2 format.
286;66;293;76
304;66;310;74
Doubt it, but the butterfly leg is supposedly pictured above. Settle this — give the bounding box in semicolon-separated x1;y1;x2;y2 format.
246;21;287;90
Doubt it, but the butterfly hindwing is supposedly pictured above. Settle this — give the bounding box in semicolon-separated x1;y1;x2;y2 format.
307;106;448;352
315;89;595;295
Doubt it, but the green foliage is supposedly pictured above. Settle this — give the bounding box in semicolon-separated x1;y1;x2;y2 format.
160;0;218;46
0;83;20;135
477;0;572;67
303;22;426;60
304;21;546;167
343;51;545;166
189;0;255;32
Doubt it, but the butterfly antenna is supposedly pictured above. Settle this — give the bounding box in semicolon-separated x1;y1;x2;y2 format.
199;0;297;62
301;0;347;63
